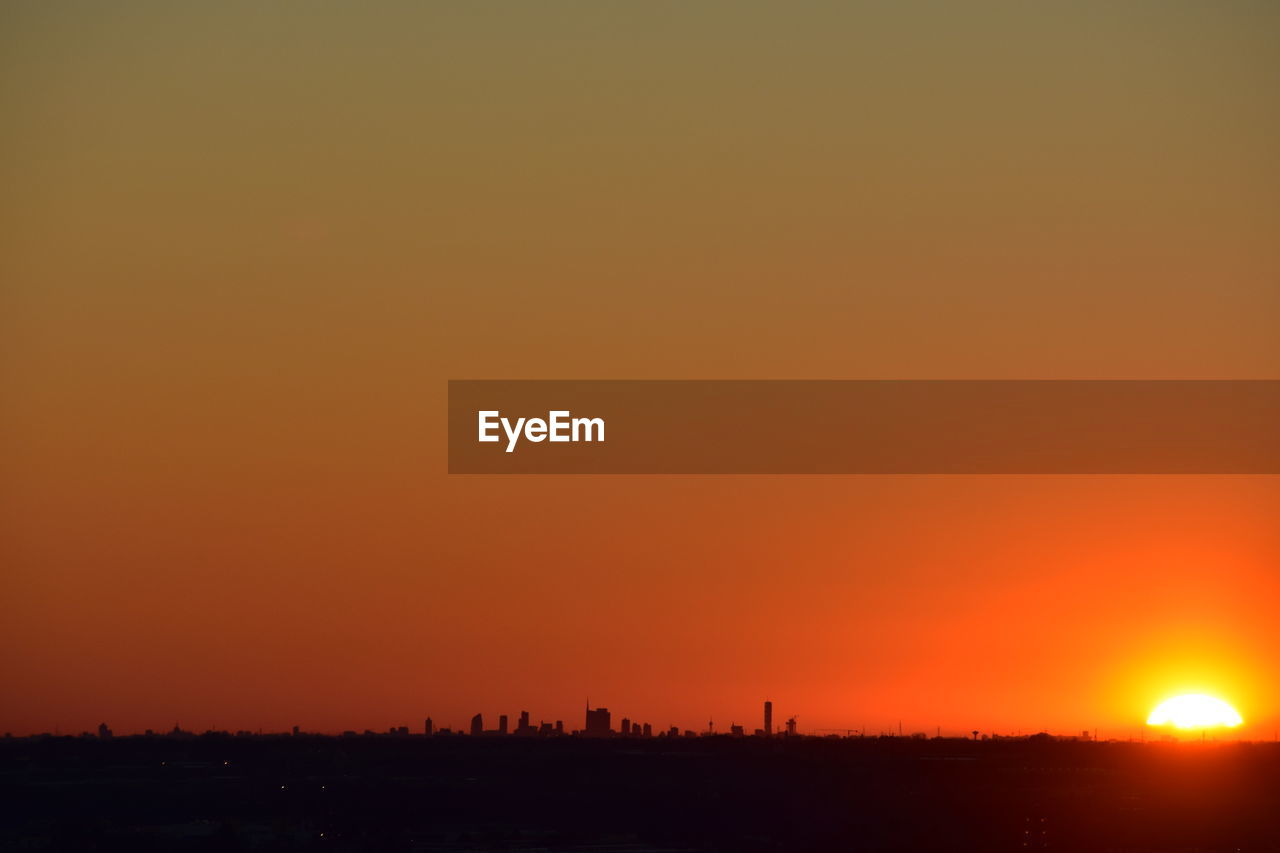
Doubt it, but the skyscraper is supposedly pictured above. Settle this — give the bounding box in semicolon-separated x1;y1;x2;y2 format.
764;701;773;738
584;702;611;737
470;713;483;736
498;714;508;735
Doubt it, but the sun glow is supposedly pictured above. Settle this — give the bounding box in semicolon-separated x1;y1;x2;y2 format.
1147;694;1243;730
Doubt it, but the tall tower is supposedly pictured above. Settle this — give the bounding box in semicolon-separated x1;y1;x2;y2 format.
764;701;773;737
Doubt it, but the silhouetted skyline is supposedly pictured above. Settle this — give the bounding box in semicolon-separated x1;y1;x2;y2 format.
13;694;1263;745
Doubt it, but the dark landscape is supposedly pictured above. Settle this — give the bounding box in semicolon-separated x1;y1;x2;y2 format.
3;733;1278;852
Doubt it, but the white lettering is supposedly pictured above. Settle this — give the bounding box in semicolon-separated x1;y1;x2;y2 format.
549;410;571;442
572;417;605;442
501;416;526;453
478;411;606;452
478;411;500;443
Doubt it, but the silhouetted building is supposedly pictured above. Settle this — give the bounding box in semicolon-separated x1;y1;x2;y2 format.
498;714;508;735
424;717;434;736
470;714;483;736
555;720;564;734
764;701;773;737
97;723;112;740
785;717;797;736
620;718;631;736
642;722;652;738
584;703;611;737
517;711;533;735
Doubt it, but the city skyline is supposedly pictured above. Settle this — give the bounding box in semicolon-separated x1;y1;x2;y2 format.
10;695;1261;744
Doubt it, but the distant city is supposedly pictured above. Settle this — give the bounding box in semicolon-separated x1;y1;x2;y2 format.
11;699;1122;744
7;704;1275;851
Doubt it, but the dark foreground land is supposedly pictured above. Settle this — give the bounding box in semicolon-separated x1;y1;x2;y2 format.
2;735;1279;852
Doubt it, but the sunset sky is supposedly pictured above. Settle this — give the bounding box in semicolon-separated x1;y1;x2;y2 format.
2;2;1278;739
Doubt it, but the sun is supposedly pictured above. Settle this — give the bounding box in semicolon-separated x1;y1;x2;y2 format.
1147;694;1243;730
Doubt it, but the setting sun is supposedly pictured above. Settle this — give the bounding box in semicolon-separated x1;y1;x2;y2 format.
1147;694;1243;730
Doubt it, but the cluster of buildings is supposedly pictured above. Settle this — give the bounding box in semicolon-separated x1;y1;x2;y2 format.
419;700;797;740
12;705;1113;744
15;701;807;742
35;702;1127;744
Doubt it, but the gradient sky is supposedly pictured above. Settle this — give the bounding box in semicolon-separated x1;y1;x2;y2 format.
2;2;1278;739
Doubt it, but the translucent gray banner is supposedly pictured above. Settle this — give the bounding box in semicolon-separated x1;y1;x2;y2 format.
448;381;1280;474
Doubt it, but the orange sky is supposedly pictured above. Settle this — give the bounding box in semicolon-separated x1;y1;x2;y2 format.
2;2;1278;739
